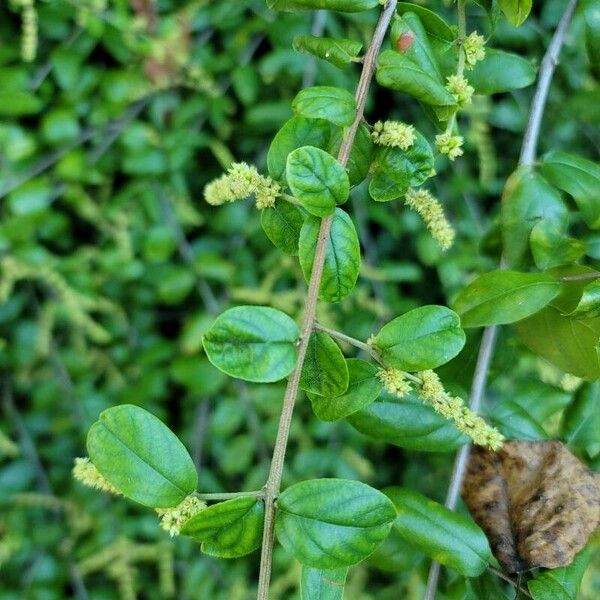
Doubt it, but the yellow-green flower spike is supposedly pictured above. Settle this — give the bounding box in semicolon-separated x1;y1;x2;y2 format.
72;457;122;496
371;120;416;150
435;133;464;161
404;188;455;251
464;31;486;69
204;162;281;209
417;370;504;450
377;367;412;398
446;75;474;107
156;495;206;537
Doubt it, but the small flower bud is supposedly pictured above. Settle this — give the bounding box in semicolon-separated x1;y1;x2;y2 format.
435;133;464;161
464;31;486;69
377;367;412;399
156;495;206;537
445;74;474;107
371;120;416;150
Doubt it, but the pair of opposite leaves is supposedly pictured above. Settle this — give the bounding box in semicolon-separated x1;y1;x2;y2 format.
463;440;600;574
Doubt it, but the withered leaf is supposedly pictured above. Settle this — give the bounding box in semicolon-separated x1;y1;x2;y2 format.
462;440;600;574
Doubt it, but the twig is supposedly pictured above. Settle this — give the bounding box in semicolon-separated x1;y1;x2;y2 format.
256;3;399;598
519;0;578;166
424;2;579;597
488;567;532;598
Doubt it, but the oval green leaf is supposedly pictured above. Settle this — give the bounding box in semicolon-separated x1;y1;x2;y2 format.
87;404;197;508
299;208;361;302
275;478;397;569
202;305;299;382
454;270;561;328
292;86;356;127
181;496;264;558
261;200;305;256
347;390;468;452
384;487;492;577
469;49;536;94
498;0;532;27
308;358;382;421
374;305;465;371
286;146;349;216
300;332;349;397
369;132;434;202
293;35;363;69
268;116;333;181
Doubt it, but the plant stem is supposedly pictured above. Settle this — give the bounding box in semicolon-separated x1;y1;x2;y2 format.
488;567;532;598
424;2;579;597
444;0;467;135
256;3;398;598
560;272;600;283
519;0;578;166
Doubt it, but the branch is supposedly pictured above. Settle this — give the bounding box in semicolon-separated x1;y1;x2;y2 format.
519;0;579;166
256;3;398;598
425;2;578;597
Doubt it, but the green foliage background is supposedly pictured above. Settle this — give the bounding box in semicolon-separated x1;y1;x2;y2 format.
0;0;599;598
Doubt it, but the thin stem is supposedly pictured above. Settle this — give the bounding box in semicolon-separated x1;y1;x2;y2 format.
444;0;467;135
488;567;532;598
425;2;578;596
256;3;398;598
519;0;578;166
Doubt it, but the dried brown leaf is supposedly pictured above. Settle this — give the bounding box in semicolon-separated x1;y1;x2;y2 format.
462;440;600;573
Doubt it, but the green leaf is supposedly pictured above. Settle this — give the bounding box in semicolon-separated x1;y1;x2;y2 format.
299;208;361;302
516;272;600;379
202;306;299;383
267;0;379;12
275;478;396;569
368;132;434;202
347;389;468;452
87;405;197;508
286;146;350;217
300;567;348;600
528;546;592;600
530;219;587;271
468;49;536;94
292;86;356;127
561;383;600;458
396;4;454;52
390;13;443;81
376;50;457;113
540;150;600;229
454;270;561;328
501;167;568;267
0;91;43;116
566;279;600;319
308;358;382;421
261;200;305;256
268;116;333;181
384;487;492;577
300;332;349;397
293;36;363;69
374;305;465;371
498;0;532;27
180;496;264;558
489;400;548;440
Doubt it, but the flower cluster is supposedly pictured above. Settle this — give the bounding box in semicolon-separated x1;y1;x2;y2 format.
418;370;504;450
377;367;412;398
435;133;464;161
464;31;486;69
204;162;281;210
446;74;474;107
404;188;455;251
72;457;122;496
371;120;416;150
156;495;206;537
16;0;38;62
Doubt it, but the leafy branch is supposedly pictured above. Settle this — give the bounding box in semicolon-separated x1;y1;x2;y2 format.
256;2;399;597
